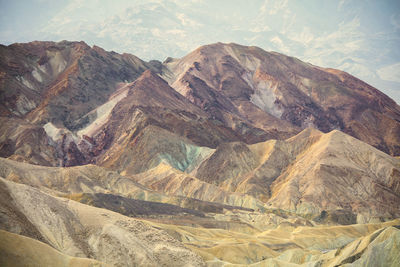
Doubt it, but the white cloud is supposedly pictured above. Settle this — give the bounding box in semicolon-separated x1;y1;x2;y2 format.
338;0;348;11
151;28;162;37
300;17;366;66
324;17;362;41
289;26;314;45
250;25;271;33
377;63;400;83
270;36;290;53
268;0;288;15
338;61;378;79
166;29;186;36
176;13;201;27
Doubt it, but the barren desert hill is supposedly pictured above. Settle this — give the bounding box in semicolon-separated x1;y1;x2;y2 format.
0;40;399;266
1;41;399;170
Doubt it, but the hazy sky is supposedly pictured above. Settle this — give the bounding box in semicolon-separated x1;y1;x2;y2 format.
1;0;400;103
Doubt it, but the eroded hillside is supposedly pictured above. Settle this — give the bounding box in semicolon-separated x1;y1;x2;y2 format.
1;41;399;266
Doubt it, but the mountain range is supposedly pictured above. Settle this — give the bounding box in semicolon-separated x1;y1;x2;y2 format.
0;41;399;266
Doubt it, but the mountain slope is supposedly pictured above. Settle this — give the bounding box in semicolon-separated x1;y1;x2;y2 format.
188;128;400;221
82;70;272;171
1;160;399;266
1;40;399;266
1;41;399;168
0;41;159;166
0;157;257;216
162;42;400;156
267;129;400;219
146;217;400;266
0;230;108;267
0;178;205;266
0;41;152;124
129;162;265;210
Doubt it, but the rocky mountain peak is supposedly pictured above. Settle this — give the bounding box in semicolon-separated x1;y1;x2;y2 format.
163;42;400;156
0;40;399;266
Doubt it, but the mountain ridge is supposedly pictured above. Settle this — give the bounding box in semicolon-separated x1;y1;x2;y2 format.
1;40;399;266
162;42;400;156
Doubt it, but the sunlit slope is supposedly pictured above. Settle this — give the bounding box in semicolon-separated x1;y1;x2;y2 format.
144;218;400;266
0;178;205;267
0;230;108;267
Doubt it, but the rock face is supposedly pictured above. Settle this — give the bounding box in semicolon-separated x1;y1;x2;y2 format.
162;42;400;156
87;70;262;171
0;41;399;266
191;128;400;219
0;41;151;122
1;41;399;169
0;41;157;166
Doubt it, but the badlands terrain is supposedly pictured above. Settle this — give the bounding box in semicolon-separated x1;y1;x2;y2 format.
0;41;399;266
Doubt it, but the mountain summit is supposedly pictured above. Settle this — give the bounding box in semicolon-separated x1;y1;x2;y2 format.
162;42;400;156
0;41;399;266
